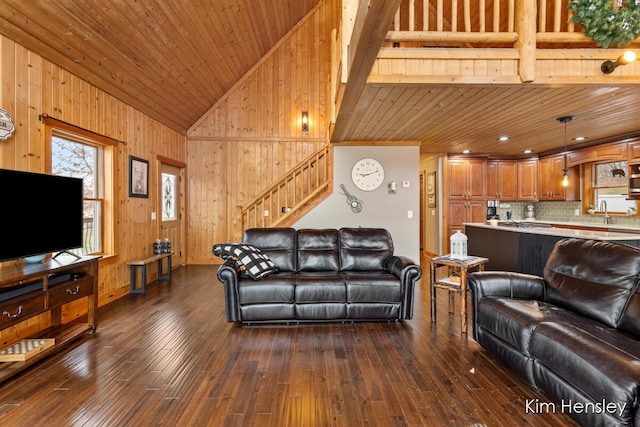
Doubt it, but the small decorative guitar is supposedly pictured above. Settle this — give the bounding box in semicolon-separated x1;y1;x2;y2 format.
340;184;363;213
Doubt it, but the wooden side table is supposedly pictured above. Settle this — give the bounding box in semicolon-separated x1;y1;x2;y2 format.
430;255;489;334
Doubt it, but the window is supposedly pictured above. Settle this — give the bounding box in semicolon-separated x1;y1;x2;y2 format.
52;136;103;255
44;116;116;256
593;161;636;213
161;172;176;221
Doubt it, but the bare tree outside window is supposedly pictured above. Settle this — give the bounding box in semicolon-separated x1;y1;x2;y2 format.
52;136;103;255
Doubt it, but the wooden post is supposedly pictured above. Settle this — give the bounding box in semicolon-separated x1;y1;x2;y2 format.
516;0;536;83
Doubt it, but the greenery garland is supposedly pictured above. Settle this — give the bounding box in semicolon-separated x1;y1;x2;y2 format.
568;0;640;48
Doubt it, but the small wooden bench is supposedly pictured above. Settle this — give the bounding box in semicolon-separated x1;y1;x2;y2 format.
127;252;173;294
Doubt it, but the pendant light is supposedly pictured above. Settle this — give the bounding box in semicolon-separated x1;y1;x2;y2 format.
557;115;575;187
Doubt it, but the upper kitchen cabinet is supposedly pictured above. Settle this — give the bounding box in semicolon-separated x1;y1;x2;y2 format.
538;154;579;201
628;140;640;164
567;142;627;167
517;159;539;201
447;158;486;200
487;160;517;201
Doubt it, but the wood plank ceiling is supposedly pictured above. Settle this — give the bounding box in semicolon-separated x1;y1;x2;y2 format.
0;0;638;157
0;0;320;133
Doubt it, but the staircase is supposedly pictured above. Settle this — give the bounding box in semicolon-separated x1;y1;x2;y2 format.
236;144;333;236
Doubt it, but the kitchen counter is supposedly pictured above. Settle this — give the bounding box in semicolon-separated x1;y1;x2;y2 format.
466;221;640;241
464;222;640;276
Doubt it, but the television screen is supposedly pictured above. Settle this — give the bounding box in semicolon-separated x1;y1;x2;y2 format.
0;169;83;262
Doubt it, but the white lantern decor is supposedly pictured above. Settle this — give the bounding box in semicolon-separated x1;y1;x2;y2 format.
450;230;468;259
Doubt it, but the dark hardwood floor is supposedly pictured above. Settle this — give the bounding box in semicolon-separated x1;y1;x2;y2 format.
0;263;578;426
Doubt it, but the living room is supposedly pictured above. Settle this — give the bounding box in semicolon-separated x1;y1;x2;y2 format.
0;0;639;425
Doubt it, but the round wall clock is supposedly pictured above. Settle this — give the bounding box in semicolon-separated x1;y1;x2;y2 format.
351;157;384;191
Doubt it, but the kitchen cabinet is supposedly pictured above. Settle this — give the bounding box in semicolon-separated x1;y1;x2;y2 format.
447;199;486;249
487;160;517;200
447;158;486;199
628;141;640;164
517;158;538;200
538;155;578;200
567;141;627;167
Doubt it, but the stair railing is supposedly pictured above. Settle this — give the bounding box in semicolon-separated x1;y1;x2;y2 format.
240;144;332;230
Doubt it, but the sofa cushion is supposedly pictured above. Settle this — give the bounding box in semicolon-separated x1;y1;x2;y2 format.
295;273;345;302
243;227;297;272
476;297;600;355
339;228;393;271
345;272;400;303
543;238;640;328
297;229;340;272
476;298;544;355
213;242;279;280
531;321;640;424
237;273;295;304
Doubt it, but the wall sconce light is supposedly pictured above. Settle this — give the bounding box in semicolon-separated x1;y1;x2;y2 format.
601;51;636;74
388;181;397;195
301;111;309;132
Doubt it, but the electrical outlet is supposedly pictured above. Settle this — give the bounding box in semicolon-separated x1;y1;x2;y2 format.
151;212;156;220
264;210;269;217
407;210;413;219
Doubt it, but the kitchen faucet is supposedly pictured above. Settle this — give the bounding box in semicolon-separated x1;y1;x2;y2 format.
600;200;611;224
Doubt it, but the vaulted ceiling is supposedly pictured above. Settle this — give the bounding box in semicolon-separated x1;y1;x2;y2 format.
0;0;320;133
0;0;638;157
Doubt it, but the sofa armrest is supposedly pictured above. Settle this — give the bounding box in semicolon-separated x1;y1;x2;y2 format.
386;256;422;319
467;271;545;341
467;271;545;300
217;264;241;322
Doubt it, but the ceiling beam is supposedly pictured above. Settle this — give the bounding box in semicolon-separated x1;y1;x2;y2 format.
330;0;402;143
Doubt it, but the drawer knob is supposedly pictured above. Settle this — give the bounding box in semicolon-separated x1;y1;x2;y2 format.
3;305;23;319
66;286;81;295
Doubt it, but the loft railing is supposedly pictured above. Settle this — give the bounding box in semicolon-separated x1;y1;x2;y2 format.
240;144;332;232
386;0;638;45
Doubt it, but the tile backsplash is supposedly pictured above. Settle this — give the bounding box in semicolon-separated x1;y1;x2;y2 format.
496;201;640;228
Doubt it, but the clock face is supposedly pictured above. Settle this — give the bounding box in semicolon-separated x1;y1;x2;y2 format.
351;158;384;191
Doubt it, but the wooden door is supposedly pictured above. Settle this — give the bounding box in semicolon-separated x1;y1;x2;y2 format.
160;163;184;267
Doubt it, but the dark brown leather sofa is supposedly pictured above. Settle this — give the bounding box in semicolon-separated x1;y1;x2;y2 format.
468;238;640;427
216;227;422;324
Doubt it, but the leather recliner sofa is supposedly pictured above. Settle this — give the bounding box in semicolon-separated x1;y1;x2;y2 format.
216;227;422;324
468;238;640;427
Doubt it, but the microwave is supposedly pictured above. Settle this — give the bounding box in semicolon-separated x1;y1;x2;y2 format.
630;174;640;193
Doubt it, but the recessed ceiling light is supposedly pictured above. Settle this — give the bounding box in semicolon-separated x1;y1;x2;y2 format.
497;136;509;141
462;149;471;154
523;149;532;154
572;136;587;141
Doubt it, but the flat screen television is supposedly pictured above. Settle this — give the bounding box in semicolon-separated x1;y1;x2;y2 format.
0;169;84;262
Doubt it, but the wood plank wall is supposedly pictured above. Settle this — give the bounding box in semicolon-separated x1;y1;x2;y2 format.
0;35;186;343
186;0;339;264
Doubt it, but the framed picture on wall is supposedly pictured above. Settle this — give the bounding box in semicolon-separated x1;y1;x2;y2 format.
427;171;437;207
129;155;149;198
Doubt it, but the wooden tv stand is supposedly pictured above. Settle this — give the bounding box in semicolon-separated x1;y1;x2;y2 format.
0;255;99;382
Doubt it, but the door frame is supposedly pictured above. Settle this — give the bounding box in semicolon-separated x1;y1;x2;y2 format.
157;155;186;267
